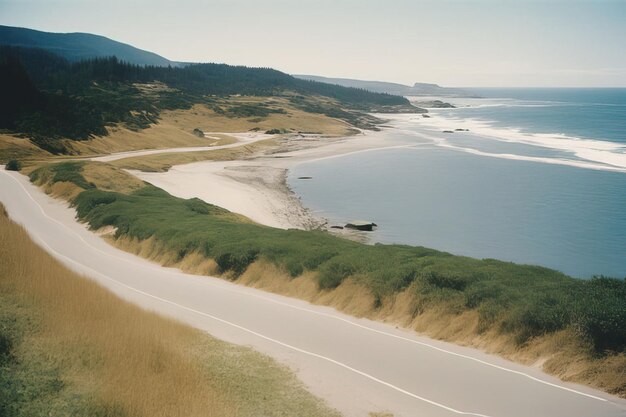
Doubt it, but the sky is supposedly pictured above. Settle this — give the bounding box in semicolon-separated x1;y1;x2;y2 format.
1;0;625;87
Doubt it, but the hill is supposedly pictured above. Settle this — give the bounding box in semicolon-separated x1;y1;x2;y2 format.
0;25;176;66
0;45;419;154
294;74;478;97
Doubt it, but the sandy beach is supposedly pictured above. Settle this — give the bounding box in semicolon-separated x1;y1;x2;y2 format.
130;129;412;231
127;106;626;238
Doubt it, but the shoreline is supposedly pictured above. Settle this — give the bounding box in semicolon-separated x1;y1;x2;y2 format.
127;113;626;278
128;106;626;239
3;169;624;415
130;129;411;234
7;115;626;403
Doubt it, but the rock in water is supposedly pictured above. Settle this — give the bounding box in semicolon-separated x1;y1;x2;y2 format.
345;221;378;231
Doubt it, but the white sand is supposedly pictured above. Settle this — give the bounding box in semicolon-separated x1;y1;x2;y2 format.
129;109;626;233
130;162;319;229
130;131;407;230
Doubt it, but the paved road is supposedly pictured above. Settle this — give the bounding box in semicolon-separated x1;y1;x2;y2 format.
1;169;625;417
90;132;269;162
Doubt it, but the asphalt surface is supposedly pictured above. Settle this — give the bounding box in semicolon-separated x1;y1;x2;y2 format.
1;169;625;417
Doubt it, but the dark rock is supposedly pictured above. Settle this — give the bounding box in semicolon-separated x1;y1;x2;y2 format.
298;176;313;180
455;128;469;132
422;114;431;118
345;221;378;231
192;128;205;138
442;130;454;134
330;225;344;229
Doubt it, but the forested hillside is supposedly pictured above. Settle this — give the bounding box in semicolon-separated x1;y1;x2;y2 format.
0;24;175;66
0;45;417;154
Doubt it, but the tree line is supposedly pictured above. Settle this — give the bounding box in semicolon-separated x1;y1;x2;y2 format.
0;45;408;153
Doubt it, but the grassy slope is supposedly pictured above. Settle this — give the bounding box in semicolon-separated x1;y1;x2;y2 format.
0;96;357;163
0;204;341;417
26;161;626;398
2;46;411;156
68;97;356;156
0;134;50;161
111;138;279;172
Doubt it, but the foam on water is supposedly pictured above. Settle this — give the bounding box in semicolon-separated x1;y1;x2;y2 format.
378;111;626;172
289;90;626;277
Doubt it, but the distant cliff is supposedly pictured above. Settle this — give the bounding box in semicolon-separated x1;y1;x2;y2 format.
294;75;478;98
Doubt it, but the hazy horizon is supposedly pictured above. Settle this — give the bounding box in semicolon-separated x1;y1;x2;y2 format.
1;0;625;88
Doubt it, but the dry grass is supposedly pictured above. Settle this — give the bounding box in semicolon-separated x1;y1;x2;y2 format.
27;160;146;198
82;162;146;194
26;163;84;200
0;134;51;162
163;98;355;136
66;117;221;156
2;95;354;165
102;236;626;398
0;206;342;417
66;97;353;156
112;138;279;172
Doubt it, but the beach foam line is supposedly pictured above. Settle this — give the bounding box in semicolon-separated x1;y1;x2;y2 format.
384;113;626;172
409;132;626;174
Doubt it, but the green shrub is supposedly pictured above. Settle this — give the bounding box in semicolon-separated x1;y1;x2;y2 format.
317;259;358;289
215;248;259;276
73;191;119;220
5;160;21;171
572;277;626;352
423;270;473;291
465;282;505;308
184;198;212;215
517;296;571;342
284;259;304;277
30;162;94;190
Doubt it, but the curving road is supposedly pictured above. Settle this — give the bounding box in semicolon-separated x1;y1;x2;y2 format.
1;168;625;417
90;132;270;162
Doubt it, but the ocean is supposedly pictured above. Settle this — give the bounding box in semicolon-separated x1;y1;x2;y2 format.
288;88;626;278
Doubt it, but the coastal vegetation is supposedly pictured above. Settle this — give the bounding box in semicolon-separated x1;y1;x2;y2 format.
27;160;626;397
110;137;278;172
3;26;624;403
0;45;417;155
0;203;341;417
5;159;21;171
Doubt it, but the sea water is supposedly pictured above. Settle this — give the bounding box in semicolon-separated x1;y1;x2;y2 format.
288;89;626;278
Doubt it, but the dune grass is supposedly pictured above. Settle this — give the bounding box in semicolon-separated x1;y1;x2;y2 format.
0;203;342;417
26;160;626;397
111;137;279;172
1;95;356;164
0;134;51;162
